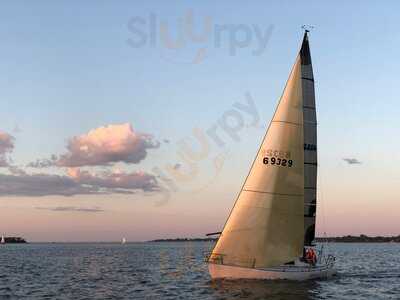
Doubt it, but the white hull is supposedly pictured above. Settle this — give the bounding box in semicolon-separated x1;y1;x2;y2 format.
208;263;336;281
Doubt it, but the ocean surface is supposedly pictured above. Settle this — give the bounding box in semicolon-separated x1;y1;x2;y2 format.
0;242;399;299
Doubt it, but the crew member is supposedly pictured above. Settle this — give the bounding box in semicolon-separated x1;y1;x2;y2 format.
305;248;317;266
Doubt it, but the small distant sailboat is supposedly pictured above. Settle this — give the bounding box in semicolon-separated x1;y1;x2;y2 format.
121;237;127;245
0;236;5;244
207;31;336;280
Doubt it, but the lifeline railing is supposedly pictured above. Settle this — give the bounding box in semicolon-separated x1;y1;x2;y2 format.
205;251;335;270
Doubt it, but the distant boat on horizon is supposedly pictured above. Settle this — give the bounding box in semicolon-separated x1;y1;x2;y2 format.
207;30;336;281
0;236;5;244
121;237;127;245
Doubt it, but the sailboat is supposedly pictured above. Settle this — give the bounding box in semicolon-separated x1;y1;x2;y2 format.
0;236;5;244
121;237;127;245
207;31;336;280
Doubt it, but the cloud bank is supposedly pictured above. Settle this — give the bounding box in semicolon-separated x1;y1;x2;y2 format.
0;173;96;197
35;206;105;213
1;123;161;197
68;168;159;193
0;170;158;197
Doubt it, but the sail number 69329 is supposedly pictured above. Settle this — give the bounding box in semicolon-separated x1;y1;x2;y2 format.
263;157;293;167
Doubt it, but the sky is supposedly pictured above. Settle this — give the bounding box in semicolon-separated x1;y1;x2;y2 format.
1;1;400;242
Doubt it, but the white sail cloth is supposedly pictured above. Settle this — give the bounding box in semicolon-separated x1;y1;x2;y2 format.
210;56;305;268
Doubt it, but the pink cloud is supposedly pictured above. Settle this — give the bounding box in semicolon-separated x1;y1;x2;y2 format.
57;123;159;167
0;130;15;167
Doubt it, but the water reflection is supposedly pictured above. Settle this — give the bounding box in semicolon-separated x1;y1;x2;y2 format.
209;278;319;300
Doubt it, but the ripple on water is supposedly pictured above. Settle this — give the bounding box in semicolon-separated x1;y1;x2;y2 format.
0;242;400;299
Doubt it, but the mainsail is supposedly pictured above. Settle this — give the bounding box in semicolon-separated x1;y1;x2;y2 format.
300;33;317;246
209;32;316;268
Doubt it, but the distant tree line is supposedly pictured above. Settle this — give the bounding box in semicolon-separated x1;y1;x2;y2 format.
150;235;400;243
315;234;400;243
1;237;27;244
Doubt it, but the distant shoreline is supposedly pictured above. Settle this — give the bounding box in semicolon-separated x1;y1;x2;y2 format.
149;235;400;243
0;237;27;244
150;238;217;242
315;235;400;243
3;234;400;244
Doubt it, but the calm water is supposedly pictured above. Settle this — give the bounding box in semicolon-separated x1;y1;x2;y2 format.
0;242;399;299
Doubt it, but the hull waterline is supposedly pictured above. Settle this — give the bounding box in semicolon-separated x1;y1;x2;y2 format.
208;263;336;281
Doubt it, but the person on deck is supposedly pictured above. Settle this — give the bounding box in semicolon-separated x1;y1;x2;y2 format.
305;248;317;266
